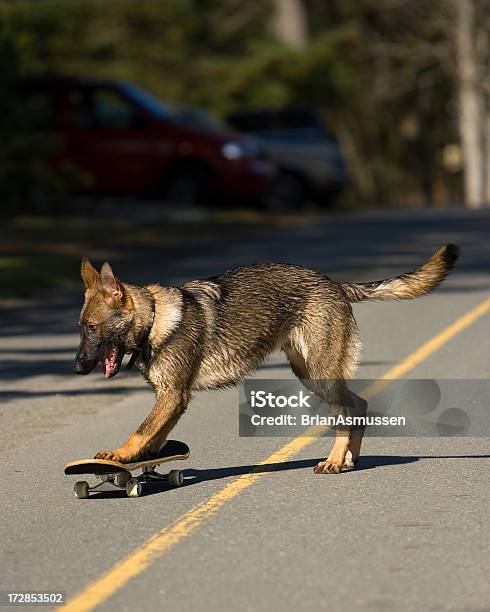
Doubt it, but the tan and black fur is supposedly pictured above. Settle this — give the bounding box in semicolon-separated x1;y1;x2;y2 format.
74;244;460;473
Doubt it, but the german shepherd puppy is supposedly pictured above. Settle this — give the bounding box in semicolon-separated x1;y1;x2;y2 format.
74;244;459;473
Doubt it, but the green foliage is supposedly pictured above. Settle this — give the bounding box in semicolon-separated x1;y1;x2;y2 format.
0;0;459;206
0;3;87;208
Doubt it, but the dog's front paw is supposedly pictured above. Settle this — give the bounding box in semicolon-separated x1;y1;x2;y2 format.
95;448;134;463
314;459;342;474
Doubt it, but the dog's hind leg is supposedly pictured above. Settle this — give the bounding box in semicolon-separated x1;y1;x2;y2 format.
313;388;367;473
287;312;365;474
283;343;309;379
311;379;354;474
344;392;367;469
285;344;357;474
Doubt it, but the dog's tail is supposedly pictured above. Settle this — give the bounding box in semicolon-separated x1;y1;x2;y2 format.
339;244;460;303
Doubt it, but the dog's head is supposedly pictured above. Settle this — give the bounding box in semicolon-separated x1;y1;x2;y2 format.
74;258;134;378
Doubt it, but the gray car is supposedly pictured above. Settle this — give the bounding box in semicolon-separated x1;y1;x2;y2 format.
227;106;350;209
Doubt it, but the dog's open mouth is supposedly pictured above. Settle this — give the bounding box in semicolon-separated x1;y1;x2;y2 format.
101;343;122;379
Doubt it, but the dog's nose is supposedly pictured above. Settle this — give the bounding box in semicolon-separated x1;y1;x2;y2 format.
73;360;86;374
73;356;92;374
73;354;97;375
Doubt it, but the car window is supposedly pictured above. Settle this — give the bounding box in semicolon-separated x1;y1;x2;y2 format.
92;89;137;129
68;87;138;129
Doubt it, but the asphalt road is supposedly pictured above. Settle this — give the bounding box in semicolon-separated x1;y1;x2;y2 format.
1;208;489;612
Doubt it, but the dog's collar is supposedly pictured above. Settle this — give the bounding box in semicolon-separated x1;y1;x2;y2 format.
127;294;155;370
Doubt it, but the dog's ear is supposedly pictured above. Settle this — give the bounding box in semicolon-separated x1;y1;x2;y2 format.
81;257;99;290
100;262;124;308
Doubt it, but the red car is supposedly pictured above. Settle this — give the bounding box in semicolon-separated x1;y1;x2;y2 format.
21;76;275;204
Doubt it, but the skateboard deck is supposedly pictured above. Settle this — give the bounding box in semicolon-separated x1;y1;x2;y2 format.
64;440;190;498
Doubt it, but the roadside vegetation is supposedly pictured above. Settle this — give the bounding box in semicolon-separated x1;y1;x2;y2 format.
0;212;287;298
0;0;470;209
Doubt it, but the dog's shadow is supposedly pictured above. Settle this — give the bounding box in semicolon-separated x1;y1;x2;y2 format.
182;454;418;487
88;454;489;498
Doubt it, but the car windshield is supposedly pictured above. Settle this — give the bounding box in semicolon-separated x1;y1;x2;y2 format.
174;106;228;133
121;83;175;121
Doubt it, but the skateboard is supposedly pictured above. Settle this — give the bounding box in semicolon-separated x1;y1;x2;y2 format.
64;440;190;498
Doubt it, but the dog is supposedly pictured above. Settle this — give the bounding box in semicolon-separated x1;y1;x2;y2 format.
74;244;459;473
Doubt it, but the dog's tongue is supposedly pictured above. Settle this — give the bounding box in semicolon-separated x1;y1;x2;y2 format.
104;344;117;378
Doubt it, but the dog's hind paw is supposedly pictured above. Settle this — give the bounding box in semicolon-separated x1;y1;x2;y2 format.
314;460;342;474
341;450;356;471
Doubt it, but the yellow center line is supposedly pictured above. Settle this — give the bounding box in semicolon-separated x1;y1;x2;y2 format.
362;295;490;399
60;295;490;612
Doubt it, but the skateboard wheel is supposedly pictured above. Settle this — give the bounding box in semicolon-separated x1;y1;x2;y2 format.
115;472;130;488
126;478;142;498
74;481;89;499
168;469;184;487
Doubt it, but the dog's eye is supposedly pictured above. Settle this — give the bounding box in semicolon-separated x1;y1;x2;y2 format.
85;324;98;334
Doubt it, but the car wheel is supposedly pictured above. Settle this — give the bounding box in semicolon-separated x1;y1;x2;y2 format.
164;166;213;206
263;171;306;213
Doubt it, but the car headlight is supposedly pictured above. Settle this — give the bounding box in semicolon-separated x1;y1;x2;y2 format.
222;142;245;160
222;139;260;160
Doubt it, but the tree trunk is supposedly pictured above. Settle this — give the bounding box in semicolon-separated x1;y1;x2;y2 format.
457;0;485;208
272;0;308;50
485;115;490;203
478;0;490;204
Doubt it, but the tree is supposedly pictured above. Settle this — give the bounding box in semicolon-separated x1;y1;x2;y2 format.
272;0;308;49
0;0;479;208
456;0;485;208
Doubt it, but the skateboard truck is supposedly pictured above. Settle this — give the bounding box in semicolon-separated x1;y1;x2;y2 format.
65;440;189;498
73;467;184;498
